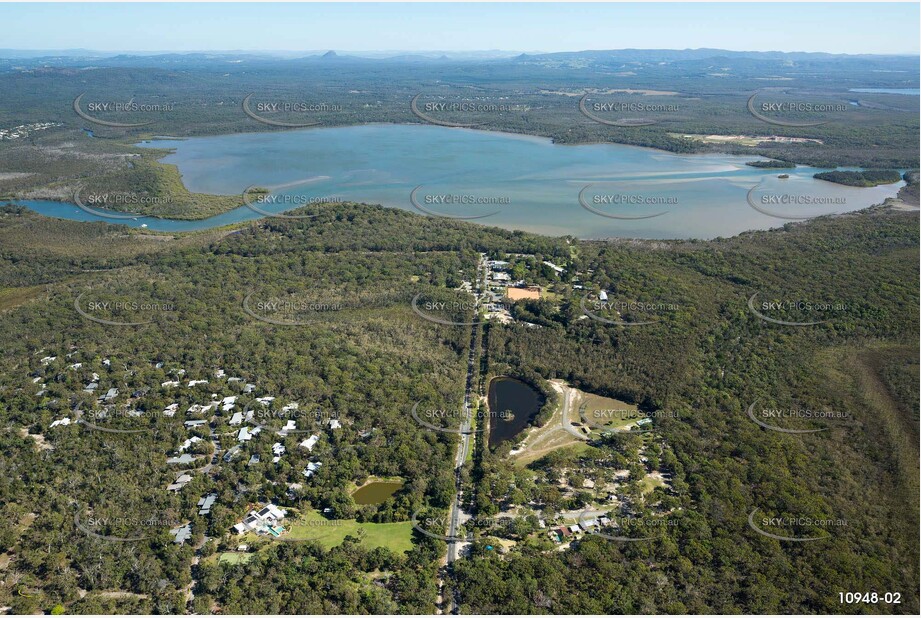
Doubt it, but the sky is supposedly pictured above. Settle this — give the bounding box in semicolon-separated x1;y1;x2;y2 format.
0;2;918;55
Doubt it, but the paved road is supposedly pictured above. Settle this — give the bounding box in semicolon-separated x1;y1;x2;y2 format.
551;381;589;441
444;255;487;613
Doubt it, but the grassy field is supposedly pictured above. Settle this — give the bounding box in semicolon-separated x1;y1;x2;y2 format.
576;392;643;432
217;552;253;565
283;509;414;553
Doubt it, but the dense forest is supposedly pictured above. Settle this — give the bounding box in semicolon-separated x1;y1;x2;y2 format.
0;196;917;613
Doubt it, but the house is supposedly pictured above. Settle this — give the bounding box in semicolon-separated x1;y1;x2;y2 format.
170;523;192;545
214;369;226;378
49;417;72;428
248;454;260;466
68;362;83;370
506;286;541;302
228;377;243;383
243;383;256;393
492;271;511;282
598;290;608;302
163;403;179;417
281;402;298;412
302;461;323;478
569;524;581;534
223;445;241;462
329;419;341;430
272;442;286;463
179;436;202;451
238;427;253;442
229;411;244;426
278;420;296;436
557;526;571;538
184;420;207;429
542;260;565;275
167;473;193;492
256;396;275;406
300;434;320;451
161;380;180;388
188;379;208;387
166;454;198;465
232;503;287;536
198;494;217;516
101;388;119;402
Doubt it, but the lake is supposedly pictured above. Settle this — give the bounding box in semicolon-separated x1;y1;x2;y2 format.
352;480;403;505
9;124;905;239
848;88;920;95
487;377;545;448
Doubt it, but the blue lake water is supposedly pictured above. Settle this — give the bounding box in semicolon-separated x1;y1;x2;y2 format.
9;124;905;239
848;88;920;95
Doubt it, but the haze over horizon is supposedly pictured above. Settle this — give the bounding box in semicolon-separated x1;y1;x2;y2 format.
1;2;918;55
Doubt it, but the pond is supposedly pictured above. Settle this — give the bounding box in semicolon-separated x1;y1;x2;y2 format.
487;376;545;448
352;480;403;505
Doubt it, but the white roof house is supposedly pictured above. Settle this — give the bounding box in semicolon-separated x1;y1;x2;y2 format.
238;427;253;442
278;420;296;435
167;473;193;492
599;290;608;302
49;417;72;428
179;436;202;451
329;419;341;430
229;411;244;426
163;403;179;417
161;380;180;388
256;396;275;406
188;379;208;387
302;461;323;478
299;434;320;451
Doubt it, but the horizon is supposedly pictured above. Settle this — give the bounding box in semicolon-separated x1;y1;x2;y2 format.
1;46;920;58
0;2;918;55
